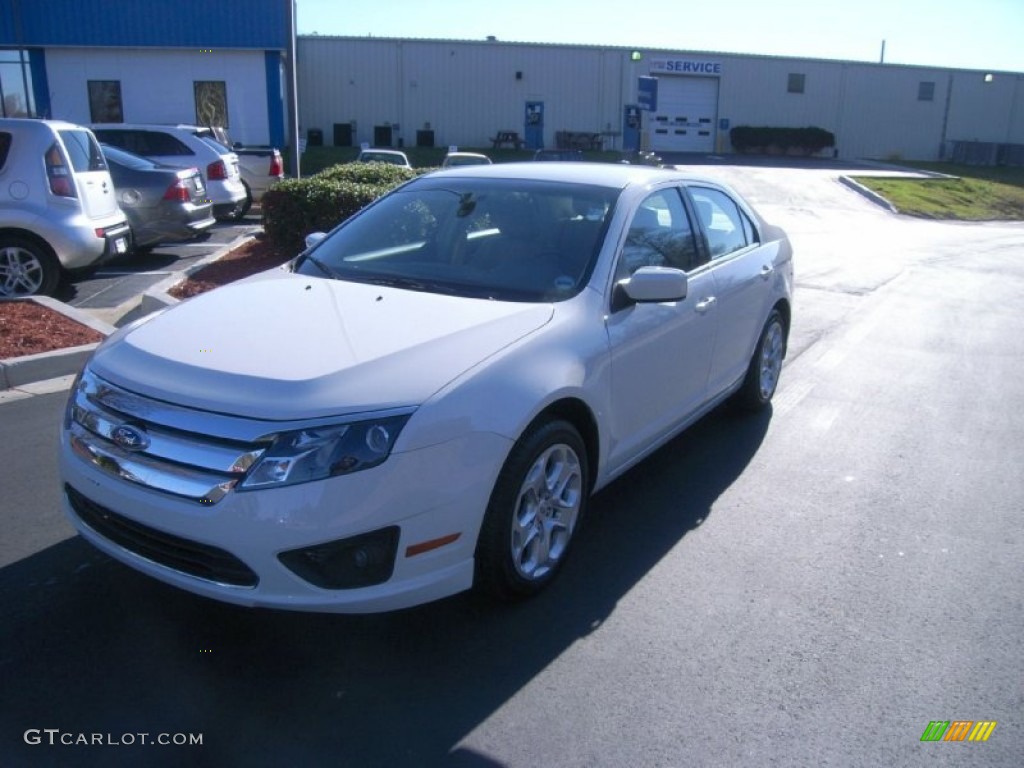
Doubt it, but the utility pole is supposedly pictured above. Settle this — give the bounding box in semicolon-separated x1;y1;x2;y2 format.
879;40;886;64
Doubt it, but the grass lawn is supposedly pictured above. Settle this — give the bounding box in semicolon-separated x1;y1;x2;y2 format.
853;162;1024;220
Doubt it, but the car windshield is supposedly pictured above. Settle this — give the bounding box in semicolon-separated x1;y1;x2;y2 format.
360;152;405;164
198;135;232;154
295;177;619;302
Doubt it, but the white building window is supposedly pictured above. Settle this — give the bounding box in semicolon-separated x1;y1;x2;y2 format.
787;73;805;94
918;81;935;101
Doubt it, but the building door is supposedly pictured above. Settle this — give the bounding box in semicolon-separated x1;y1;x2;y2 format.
524;101;544;150
648;77;719;153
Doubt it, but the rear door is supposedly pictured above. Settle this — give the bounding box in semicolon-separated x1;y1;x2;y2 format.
688;185;776;396
57;128;119;220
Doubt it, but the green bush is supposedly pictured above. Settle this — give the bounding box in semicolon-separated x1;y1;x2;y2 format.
729;126;835;155
261;162;423;251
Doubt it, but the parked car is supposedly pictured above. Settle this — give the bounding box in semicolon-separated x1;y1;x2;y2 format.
91;124;247;221
205;126;284;215
355;148;411;167
0;118;131;297
441;151;492;168
100;144;215;250
60;163;793;613
533;149;584;161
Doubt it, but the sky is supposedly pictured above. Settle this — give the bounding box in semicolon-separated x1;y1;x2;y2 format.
295;0;1024;73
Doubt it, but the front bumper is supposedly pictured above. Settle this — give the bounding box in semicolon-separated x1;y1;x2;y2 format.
60;427;511;613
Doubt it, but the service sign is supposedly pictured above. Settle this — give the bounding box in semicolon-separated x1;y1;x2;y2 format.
649;59;723;76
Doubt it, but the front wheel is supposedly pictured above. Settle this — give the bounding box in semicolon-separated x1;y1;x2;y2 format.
736;308;786;410
0;237;61;297
475;419;589;601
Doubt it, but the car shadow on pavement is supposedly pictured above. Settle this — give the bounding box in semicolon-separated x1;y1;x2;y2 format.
0;405;771;768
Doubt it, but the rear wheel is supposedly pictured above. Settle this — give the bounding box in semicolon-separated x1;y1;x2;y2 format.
736;308;786;410
0;237;60;297
475;419;588;601
234;181;253;220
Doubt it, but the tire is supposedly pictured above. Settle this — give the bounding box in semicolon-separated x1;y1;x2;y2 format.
475;419;589;601
234;181;253;220
0;237;61;297
736;308;786;410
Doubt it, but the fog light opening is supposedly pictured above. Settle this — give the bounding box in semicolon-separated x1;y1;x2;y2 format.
278;526;399;589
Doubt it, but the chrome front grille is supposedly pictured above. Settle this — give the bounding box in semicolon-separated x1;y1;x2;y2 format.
66;369;269;504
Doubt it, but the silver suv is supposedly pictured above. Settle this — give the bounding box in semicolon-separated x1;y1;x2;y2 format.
0;118;131;297
91;124;247;220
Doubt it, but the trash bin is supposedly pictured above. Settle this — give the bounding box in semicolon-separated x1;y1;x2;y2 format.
307;128;323;147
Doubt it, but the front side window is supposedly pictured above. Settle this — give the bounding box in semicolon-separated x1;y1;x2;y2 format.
617;188;702;278
690;187;755;259
295;178;618;303
88;80;123;123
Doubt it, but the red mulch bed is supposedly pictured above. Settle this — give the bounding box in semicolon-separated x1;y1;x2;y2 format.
169;235;294;299
0;301;105;359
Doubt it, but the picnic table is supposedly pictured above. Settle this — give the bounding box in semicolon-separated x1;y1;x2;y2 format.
556;131;603;151
491;131;524;149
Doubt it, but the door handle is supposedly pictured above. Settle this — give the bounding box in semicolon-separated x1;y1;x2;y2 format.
760;264;774;279
695;296;717;313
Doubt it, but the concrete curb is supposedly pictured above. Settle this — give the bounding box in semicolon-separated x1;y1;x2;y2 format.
838;175;900;214
0;296;116;390
139;231;260;317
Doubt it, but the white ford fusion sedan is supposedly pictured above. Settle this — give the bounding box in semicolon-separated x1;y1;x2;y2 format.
60;162;793;613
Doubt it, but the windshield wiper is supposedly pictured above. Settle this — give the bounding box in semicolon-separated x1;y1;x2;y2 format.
362;276;442;292
299;253;345;280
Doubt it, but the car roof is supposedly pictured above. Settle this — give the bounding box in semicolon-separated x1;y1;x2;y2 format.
0;117;92;132
90;123;201;131
422;161;724;190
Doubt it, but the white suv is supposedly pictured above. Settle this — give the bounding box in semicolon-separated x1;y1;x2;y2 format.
0;118;131;297
91;124;247;220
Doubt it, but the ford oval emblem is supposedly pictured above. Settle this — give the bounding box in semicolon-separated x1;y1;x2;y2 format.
111;424;150;452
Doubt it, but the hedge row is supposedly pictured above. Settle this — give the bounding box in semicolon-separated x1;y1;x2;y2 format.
730;126;836;155
261;162;428;252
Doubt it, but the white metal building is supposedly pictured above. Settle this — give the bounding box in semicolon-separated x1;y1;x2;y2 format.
297;35;1024;161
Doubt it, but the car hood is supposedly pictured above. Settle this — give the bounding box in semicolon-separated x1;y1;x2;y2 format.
90;271;554;421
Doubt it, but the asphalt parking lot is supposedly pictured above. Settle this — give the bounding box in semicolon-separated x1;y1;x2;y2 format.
2;158;1022;767
55;211;263;326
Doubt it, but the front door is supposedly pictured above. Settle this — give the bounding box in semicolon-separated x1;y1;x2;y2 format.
524;101;544;150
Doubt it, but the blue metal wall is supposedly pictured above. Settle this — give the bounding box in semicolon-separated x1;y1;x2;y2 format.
0;0;289;49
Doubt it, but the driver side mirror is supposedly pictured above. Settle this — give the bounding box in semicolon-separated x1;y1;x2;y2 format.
304;232;328;250
613;266;688;311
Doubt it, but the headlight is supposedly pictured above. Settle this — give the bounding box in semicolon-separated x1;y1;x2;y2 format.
239;415;410;490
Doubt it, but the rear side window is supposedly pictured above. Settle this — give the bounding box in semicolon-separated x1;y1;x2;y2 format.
95;129;193;157
689;186;756;259
137;131;193;156
58;129;107;172
0;131;11;168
